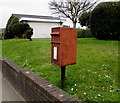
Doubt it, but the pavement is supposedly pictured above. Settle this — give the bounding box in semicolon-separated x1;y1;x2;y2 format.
0;61;25;102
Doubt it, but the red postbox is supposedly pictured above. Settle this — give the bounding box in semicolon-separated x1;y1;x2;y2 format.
51;27;77;67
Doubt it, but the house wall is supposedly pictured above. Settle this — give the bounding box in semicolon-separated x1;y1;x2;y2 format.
28;22;61;39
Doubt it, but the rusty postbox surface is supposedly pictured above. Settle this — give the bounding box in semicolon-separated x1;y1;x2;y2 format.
51;27;77;67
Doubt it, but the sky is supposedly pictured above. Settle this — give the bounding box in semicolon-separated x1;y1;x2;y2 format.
0;0;119;28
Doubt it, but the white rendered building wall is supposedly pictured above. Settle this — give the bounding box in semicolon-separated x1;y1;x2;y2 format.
28;22;61;38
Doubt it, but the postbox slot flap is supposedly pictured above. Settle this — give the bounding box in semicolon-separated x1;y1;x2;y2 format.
52;41;60;43
51;32;60;35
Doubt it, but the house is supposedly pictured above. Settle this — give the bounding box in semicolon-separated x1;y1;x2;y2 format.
0;28;5;40
12;14;65;39
0;28;5;34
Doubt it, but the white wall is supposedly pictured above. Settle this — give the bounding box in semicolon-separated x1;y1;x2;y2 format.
28;22;61;38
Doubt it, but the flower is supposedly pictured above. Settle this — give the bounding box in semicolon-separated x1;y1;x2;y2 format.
88;70;91;72
105;75;109;78
102;64;104;66
71;88;74;91
84;92;86;95
98;94;101;97
110;90;113;92
76;89;78;91
93;72;97;74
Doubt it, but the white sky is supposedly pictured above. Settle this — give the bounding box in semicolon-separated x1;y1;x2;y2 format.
0;0;119;28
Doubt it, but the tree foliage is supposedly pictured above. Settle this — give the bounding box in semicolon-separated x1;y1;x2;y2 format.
90;1;120;40
12;22;31;38
24;28;33;41
79;11;91;28
4;16;19;39
49;0;99;28
4;15;33;40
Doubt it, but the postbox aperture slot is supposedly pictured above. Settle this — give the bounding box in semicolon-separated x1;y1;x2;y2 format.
52;35;60;42
51;34;60;35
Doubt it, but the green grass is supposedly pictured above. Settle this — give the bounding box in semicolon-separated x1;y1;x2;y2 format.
0;40;2;57
2;38;119;102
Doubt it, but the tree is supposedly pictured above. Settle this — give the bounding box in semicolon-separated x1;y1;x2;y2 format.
4;16;19;39
12;22;30;38
90;2;120;40
24;28;33;41
49;0;99;28
79;11;91;28
12;22;33;40
5;16;14;32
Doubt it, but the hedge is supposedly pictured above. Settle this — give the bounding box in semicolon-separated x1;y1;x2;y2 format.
90;2;120;40
77;29;93;38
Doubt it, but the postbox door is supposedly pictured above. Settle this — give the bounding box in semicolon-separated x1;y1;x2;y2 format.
51;34;61;66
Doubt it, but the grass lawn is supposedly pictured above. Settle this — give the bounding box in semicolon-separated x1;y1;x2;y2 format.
0;40;2;57
2;38;119;102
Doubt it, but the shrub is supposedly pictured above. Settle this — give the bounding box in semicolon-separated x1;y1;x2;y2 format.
77;29;93;38
90;2;120;40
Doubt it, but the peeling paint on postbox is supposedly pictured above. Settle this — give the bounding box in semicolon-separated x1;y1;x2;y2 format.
53;47;57;60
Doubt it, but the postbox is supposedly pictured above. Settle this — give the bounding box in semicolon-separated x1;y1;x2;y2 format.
51;27;77;67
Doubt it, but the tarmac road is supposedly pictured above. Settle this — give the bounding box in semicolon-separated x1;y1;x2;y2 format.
0;61;24;102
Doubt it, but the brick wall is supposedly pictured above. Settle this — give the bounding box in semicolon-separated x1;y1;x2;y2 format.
1;58;81;103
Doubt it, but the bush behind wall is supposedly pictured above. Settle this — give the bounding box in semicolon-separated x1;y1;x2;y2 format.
77;29;93;38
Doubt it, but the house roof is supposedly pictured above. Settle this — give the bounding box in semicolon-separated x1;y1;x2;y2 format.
12;14;65;23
